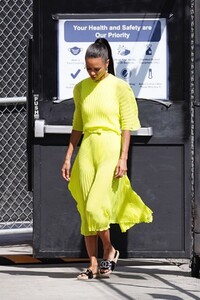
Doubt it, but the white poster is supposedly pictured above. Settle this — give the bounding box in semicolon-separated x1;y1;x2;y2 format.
58;18;168;100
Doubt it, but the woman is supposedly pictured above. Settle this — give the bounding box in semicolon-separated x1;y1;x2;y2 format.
62;41;153;280
95;38;115;75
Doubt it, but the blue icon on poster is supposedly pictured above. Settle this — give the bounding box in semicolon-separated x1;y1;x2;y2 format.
68;46;82;55
148;68;153;79
121;68;132;79
118;45;130;56
146;44;152;55
70;69;81;79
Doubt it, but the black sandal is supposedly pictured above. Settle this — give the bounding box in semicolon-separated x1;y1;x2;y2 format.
100;250;120;276
77;269;99;280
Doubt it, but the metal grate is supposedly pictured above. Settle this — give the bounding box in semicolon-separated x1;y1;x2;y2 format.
0;102;33;232
0;0;32;97
0;0;33;235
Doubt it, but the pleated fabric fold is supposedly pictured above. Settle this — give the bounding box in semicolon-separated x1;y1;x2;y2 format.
68;131;153;236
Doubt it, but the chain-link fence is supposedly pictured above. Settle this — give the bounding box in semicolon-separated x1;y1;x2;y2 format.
0;0;32;97
0;100;33;233
0;0;33;236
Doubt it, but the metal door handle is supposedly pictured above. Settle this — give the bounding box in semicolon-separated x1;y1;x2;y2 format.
34;119;153;138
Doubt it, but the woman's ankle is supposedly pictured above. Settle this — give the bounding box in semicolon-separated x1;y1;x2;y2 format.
88;264;98;273
103;245;115;259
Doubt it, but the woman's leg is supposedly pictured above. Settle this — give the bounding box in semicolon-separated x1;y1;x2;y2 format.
98;229;119;275
84;235;99;273
98;229;115;259
77;235;99;279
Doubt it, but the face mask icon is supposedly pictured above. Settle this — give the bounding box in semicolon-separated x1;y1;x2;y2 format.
68;46;82;55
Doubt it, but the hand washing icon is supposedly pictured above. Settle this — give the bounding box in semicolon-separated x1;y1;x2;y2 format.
120;49;130;56
118;45;130;56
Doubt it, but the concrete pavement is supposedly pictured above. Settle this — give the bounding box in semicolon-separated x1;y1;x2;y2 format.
0;245;199;300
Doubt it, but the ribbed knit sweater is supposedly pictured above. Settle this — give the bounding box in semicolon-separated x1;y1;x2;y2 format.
72;74;141;135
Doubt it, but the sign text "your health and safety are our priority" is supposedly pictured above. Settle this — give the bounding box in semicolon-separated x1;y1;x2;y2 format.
72;24;153;39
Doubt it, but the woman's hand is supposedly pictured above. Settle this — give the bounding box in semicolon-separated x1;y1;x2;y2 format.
61;130;82;182
61;159;71;181
114;158;127;178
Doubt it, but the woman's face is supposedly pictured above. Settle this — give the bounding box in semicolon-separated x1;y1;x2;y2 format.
85;57;109;81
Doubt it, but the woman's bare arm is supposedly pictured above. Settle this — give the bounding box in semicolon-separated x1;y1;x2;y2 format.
61;130;82;181
114;130;130;178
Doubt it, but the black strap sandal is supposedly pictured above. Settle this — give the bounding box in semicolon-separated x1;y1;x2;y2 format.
100;260;114;275
77;269;98;280
100;250;120;276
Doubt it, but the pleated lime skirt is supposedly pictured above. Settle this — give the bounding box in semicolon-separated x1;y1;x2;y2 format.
68;130;153;236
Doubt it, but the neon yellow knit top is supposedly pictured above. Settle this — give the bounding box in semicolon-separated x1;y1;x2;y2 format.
72;74;141;135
